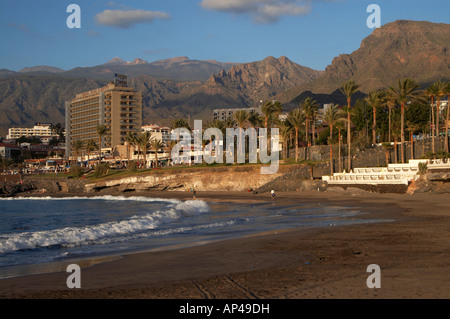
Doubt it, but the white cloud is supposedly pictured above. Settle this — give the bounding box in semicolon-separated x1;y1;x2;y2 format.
95;9;170;29
200;0;314;24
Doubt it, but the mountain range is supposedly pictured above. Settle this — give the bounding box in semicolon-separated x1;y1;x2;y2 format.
0;20;449;137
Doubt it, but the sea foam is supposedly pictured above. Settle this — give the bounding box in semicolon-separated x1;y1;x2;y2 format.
0;199;210;254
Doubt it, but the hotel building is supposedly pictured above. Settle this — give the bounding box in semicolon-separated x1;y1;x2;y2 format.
142;124;171;145
65;75;142;158
7;123;59;140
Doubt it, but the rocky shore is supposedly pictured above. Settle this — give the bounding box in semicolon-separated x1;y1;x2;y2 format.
1;166;449;198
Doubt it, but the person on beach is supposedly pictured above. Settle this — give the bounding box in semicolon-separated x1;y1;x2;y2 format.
271;189;276;200
193;189;197;199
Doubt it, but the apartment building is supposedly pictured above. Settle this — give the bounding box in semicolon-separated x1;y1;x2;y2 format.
65;75;142;158
142;124;171;145
213;106;262;122
7;123;59;140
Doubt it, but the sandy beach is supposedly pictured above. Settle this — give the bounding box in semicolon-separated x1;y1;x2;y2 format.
0;189;449;299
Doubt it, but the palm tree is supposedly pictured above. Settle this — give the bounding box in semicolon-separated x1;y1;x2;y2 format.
86;139;98;166
150;138;164;167
444;82;450;153
335;121;346;172
234;110;249;128
381;142;394;166
72;139;84;164
322;104;345;174
286;108;305;162
0;155;14;173
406;122;420;160
171;118;191;144
171;118;191;131
365;90;386;145
206;120;225;153
300;97;318;147
125;131;138;161
137;131;153;168
433;80;446;150
322;104;344;142
340;79;361;171
279;122;293;160
388;78;421;163
248;112;263;129
96;124;108;165
262;100;282;128
425;82;439;151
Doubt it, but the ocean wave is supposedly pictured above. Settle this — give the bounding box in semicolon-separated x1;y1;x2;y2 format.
0;195;182;204
0;199;210;254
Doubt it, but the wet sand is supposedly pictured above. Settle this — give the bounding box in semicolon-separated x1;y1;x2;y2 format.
0;190;449;299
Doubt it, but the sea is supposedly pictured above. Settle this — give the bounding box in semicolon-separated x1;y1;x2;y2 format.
0;195;387;279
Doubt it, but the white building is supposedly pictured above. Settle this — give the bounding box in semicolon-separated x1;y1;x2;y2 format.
142;124;171;145
7;123;60;140
0;142;21;160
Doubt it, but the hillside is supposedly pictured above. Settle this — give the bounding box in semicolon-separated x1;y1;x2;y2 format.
0;56;321;135
1;56;236;82
286;20;450;98
0;20;449;136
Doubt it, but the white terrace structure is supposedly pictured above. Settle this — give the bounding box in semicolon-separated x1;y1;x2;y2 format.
322;159;450;186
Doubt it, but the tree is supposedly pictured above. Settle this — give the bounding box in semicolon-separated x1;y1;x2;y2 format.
126;131;138;162
335;121;346;172
262;100;282;128
234;110;249;128
248;112;263;129
434;80;446;149
125;131;137;161
0;155;14;173
322;104;345;174
72;139;84;164
340;79;361;171
171;118;191;131
388;78;421;163
406;122;420;160
300;97;318;147
206;120;225;153
444;82;450;153
150;138;164;167
86;139;98;165
171;118;191;145
381;142;394;166
96;124;108;165
279;122;293;160
286;108;305;162
365;90;386;144
137;131;153;168
425;82;439;152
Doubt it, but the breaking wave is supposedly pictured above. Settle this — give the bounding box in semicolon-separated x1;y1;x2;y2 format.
0;198;210;254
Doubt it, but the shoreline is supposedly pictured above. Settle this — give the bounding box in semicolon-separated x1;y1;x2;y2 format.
1;190;449;299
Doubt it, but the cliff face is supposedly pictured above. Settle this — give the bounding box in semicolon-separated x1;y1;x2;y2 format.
298;20;450;94
85;165;297;193
204;56;323;104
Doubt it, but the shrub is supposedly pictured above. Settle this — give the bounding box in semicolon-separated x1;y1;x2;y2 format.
69;165;84;178
93;163;109;178
128;160;138;172
418;162;428;175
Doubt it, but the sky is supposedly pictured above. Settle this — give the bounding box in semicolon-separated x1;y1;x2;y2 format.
0;0;448;72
